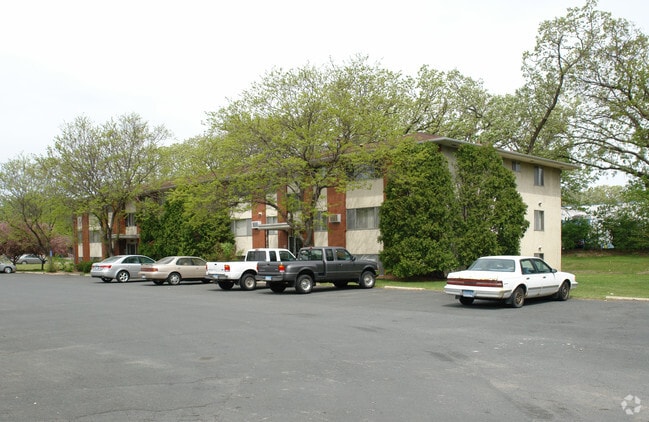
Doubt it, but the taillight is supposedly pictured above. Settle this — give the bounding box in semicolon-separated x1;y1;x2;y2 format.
224;264;231;272
278;264;285;273
447;278;503;288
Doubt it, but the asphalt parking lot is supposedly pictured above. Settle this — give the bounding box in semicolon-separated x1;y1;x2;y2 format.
1;273;648;421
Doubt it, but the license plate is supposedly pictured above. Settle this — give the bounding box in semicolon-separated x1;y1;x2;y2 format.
265;276;272;281
462;290;475;298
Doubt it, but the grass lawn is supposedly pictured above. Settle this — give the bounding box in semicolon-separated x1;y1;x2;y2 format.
377;251;649;300
562;252;649;300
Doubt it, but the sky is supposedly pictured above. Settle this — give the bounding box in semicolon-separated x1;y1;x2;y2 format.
1;0;647;186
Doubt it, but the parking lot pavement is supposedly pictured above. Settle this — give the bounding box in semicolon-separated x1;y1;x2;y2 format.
1;274;648;421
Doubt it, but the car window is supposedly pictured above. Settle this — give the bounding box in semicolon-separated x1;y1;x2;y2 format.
123;256;137;264
298;249;322;260
468;258;515;272
279;251;295;261
140;256;155;264
325;249;334;261
520;259;537;274
177;258;190;265
191;258;206;266
335;249;352;261
532;259;553;273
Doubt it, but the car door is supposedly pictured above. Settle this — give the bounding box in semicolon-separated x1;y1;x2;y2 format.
531;258;560;296
121;255;141;276
329;248;356;281
519;258;545;297
189;257;207;279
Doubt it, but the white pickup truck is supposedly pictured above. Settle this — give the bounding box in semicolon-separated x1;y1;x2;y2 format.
206;248;296;290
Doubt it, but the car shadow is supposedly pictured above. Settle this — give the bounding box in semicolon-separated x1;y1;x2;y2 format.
443;295;562;310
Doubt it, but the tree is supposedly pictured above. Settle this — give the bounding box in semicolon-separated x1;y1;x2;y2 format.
454;144;529;266
379;140;459;278
561;217;593;250
47;114;170;257
401;67;492;141
137;190;234;259
204;57;405;246
0;155;71;268
515;1;649;189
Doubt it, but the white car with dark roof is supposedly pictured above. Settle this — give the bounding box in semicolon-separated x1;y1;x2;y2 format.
444;255;577;308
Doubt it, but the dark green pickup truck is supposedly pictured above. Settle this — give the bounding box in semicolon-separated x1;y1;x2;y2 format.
255;246;378;294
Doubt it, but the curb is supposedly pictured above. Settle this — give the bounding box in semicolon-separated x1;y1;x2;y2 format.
383;286;426;291
605;296;649;302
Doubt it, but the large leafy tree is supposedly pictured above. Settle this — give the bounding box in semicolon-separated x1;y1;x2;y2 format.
0;155;71;267
204;57;405;246
401;67;492;141
379;140;459;278
507;1;649;190
454;144;529;266
47;113;170;257
137;191;234;259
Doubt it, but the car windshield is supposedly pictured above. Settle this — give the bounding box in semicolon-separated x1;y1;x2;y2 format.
468;258;516;272
156;257;176;264
101;256;123;263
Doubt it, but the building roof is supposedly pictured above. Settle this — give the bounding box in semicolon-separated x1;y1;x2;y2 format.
411;133;579;171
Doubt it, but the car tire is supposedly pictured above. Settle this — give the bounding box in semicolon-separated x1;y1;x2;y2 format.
556;281;571;301
510;286;525;308
239;274;257;291
218;280;234;290
101;277;112;283
358;271;376;289
269;283;286;293
295;274;314;294
116;270;130;283
152;279;164;285
3;267;13;274
459;297;474;305
167;273;182;285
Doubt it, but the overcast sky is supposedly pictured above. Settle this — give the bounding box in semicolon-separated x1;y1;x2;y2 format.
1;0;647;183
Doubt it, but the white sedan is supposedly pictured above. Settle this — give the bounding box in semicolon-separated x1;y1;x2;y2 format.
444;256;577;308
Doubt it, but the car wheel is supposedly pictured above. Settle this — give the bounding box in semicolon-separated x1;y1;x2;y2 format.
333;281;348;288
101;277;112;283
459;297;474;305
218;280;234;290
358;271;376;289
152;279;164;285
167;273;182;285
3;266;13;273
239;274;257;291
556;281;571;301
295;274;314;294
116;270;130;283
510;286;525;308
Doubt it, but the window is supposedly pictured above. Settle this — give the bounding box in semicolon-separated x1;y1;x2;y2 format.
534;166;544;186
335;248;352;261
511;161;521;172
314;212;328;232
232;219;252;237
266;216;278;235
89;229;102;243
125;213;136;227
534;210;545;231
346;207;380;230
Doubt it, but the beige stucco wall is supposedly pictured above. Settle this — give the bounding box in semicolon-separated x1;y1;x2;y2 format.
345;179;384;255
507;160;563;269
